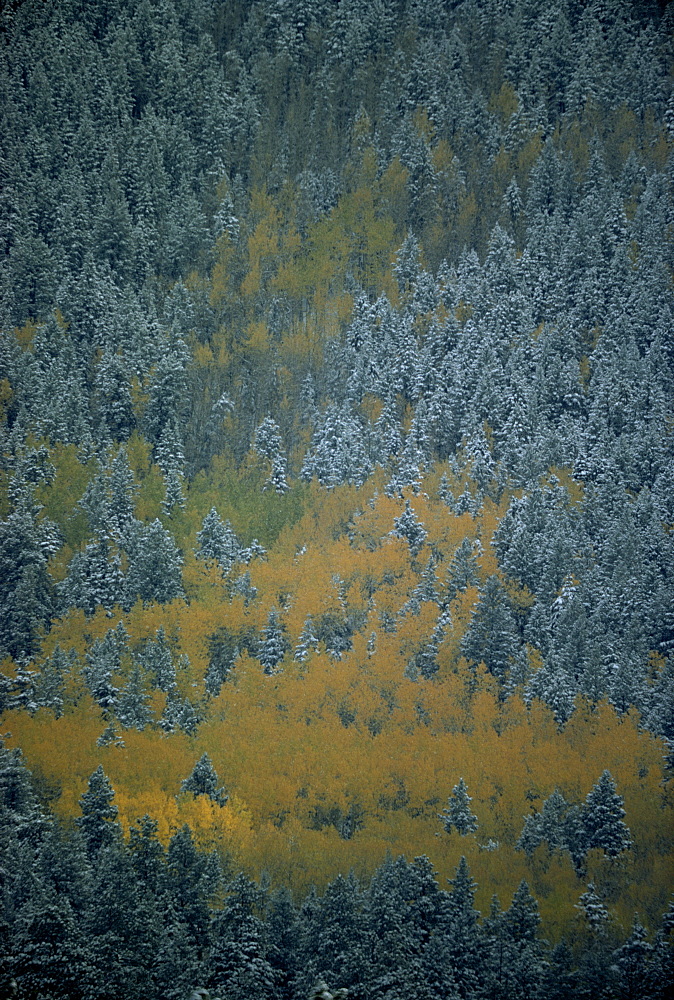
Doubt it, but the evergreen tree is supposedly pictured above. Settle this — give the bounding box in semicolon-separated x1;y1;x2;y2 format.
391;499;427;558
442;856;483;998
294;616;319;662
181;754;228;807
116;665;153;731
0;498;59;661
76;766;121;858
136;626;177;691
254;416;290;493
208;872;276;1000
123;518;184;607
259;607;287;674
461;575;520;685
576;883;609;936
165;824;219;964
439;778;478;835
196;508;241;575
83;626;126;710
445;537;479;602
580;770;632;858
612;917;657;1000
516;787;572;856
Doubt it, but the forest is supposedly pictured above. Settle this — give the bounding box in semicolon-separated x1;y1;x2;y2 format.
0;0;673;996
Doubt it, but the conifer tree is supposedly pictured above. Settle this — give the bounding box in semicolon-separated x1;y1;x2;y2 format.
294;616;319;662
391;499;427;558
580;770;632;858
76;766;121;857
116;665;153;731
259;607;287;674
83;627;125;710
196;508;241;575
123;518;184;607
181;754;228;807
576;884;609;935
440;777;478;835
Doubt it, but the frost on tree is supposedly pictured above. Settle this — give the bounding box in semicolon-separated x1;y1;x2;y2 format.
180;753;228;806
254;416;290;493
580;770;632;858
390;499;427;558
196;508;241;575
259;607;287;674
440;777;478;835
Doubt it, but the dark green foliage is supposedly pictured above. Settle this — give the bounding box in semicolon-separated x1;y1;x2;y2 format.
461;576;520;684
0;744;672;1000
391;500;428;558
0;2;673;994
196;508;242;575
204;627;239;697
123;518;184;606
181;753;228;807
76;765;121;857
258;607;288;674
581;769;632;858
515;772;632;871
0;499;58;662
439;778;478;836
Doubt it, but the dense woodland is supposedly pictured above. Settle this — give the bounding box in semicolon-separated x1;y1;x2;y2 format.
1;0;673;996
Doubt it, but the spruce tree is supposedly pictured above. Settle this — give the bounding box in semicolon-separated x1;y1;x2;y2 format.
259;608;287;674
580;770;632;858
439;777;478;835
76;766;121;857
181;754;228;807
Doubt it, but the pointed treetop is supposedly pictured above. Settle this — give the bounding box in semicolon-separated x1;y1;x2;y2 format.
180;753;228;807
440;777;478;835
76;765;121;854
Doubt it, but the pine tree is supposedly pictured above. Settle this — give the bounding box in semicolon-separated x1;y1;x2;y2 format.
116;665;153;730
31;644;75;717
254;416;290;493
294;616;319;662
391;499;427;558
612;917;657;1000
137;626;176;691
439;778;478;835
462;575;520;685
165;824;219;961
445;537;479;602
259;607;287;674
181;754;228;807
76;766;121;857
196;508;241;575
209;872;276;1000
580;770;632;858
516;788;571;856
576;883;609;935
123;518;184;607
83;626;125;710
442;855;483;998
61;537;125;615
0;497;58;661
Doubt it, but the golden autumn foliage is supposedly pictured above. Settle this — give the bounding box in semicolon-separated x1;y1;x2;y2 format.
3;468;672;938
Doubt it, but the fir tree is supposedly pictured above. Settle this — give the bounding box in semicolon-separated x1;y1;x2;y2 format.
76;766;121;857
294;616;319;662
196;508;241;575
259;607;287;674
391;499;427;558
439;777;478;835
181;753;228;807
580;770;632;858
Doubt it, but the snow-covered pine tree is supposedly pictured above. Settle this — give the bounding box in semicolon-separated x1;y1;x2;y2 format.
181;753;228;806
440;777;478;835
